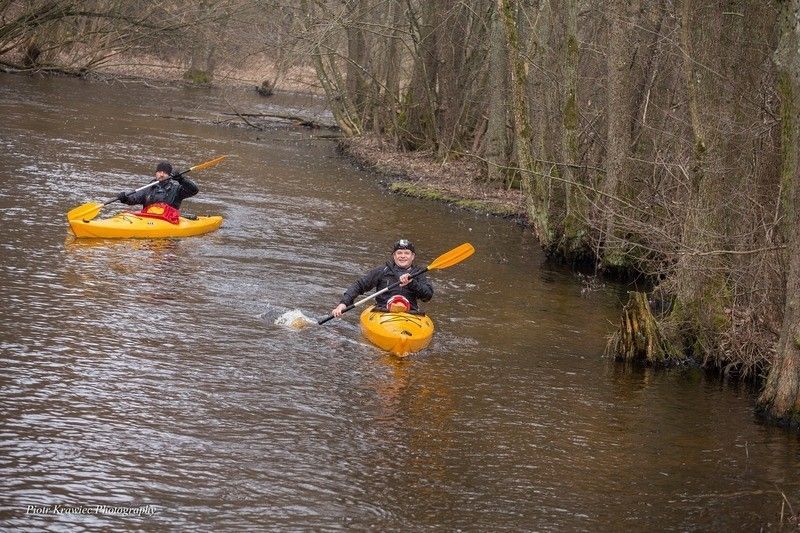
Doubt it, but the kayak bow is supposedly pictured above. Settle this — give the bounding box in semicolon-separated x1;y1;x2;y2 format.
359;305;434;356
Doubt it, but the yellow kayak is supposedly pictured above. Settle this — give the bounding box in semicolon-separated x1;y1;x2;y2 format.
68;212;223;239
359;305;434;356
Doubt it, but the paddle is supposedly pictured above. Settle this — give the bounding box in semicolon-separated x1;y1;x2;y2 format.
66;155;228;222
317;242;475;325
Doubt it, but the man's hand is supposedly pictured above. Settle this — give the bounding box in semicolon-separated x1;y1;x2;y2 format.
331;303;347;317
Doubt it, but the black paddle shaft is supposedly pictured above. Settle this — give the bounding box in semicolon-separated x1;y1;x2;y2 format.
317;267;429;325
107;169;190;206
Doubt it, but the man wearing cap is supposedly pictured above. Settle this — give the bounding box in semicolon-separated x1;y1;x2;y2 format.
330;239;434;317
116;161;199;211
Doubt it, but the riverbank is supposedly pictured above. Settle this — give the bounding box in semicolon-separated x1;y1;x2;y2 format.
0;51;321;94
338;136;526;222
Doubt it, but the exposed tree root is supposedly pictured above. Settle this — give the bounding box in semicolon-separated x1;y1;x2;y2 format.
606;291;686;365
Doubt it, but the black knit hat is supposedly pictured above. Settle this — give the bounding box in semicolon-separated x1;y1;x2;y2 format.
156;161;173;174
392;239;415;253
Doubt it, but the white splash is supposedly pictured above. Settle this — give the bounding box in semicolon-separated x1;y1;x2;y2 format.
275;309;316;330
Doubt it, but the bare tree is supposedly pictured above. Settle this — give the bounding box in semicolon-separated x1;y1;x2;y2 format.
557;0;589;259
601;0;639;267
758;0;800;426
499;0;551;247
483;2;509;185
299;0;361;135
399;0;439;151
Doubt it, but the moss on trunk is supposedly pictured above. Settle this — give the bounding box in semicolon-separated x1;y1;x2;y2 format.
183;68;211;85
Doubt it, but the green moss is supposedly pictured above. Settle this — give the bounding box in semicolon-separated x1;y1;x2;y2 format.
563;214;584;241
559;211;590;259
664;274;733;362
695;133;707;152
567;35;578;58
563;91;577;130
669;297;685;322
389;181;519;217
504;171;522;190
794;332;800;350
183;68;212;85
602;249;628;269
703;275;732;332
777;72;796;235
691;337;705;357
557;235;592;264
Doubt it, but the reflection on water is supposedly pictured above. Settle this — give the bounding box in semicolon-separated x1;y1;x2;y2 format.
1;73;799;530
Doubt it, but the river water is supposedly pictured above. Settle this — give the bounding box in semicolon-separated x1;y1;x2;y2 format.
0;74;798;531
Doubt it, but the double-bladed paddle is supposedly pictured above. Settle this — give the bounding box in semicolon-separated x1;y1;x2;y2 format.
317;242;475;325
66;155;228;222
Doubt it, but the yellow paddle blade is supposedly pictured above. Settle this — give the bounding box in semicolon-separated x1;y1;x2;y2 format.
427;242;475;270
188;155;227;173
66;202;103;222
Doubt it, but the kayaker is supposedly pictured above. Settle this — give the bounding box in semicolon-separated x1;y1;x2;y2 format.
116;161;198;221
330;239;434;317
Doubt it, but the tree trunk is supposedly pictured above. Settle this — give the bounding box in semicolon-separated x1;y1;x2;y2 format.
300;0;360;136
499;0;551;247
484;2;509;184
436;2;470;159
382;0;404;142
680;0;707;193
345;0;368;117
185;0;219;83
400;0;439;151
558;0;588;259
529;0;555;223
601;0;638;267
758;0;800;427
665;0;735;366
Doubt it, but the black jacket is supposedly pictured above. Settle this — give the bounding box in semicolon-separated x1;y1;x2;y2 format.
340;260;434;312
121;176;198;209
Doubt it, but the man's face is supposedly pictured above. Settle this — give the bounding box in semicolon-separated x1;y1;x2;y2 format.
393;249;415;268
155;170;171;181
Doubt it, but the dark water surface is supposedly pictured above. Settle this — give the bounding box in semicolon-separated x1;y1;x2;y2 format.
1;74;798;531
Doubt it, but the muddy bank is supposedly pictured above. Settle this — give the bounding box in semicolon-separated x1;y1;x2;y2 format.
0;50;321;95
338;135;526;221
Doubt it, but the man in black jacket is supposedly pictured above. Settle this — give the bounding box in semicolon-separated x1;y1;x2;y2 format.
330;239;434;317
117;161;198;210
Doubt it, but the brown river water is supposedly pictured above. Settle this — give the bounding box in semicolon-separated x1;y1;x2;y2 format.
1;74;799;530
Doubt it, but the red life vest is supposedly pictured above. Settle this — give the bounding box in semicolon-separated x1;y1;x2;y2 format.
386;295;412;313
134;202;180;224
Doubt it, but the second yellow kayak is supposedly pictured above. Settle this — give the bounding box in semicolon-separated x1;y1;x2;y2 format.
68;212;223;239
359;305;434;356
